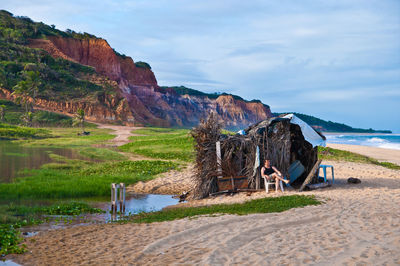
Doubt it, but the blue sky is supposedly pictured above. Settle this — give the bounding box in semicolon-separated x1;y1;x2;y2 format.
2;0;400;132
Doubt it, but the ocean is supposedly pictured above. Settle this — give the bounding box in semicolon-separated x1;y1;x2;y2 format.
325;134;400;150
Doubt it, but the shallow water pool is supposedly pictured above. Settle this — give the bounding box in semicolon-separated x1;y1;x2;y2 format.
19;193;179;235
0;141;90;182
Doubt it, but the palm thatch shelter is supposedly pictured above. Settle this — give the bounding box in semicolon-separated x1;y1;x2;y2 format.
191;113;326;199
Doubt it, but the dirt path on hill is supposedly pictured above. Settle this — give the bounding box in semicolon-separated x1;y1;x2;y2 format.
94;123;154;161
95;123;143;146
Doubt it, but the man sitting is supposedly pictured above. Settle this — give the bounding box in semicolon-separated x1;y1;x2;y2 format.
261;159;289;192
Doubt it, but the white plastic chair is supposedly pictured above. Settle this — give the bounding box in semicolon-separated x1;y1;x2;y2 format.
262;176;284;193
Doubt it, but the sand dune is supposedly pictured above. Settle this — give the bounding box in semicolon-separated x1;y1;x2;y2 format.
10;158;400;265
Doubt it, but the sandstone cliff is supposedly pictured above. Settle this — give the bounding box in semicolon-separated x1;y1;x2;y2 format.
0;88;134;125
29;37;157;86
27;36;271;129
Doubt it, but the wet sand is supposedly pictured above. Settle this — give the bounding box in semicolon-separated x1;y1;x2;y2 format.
10;156;400;265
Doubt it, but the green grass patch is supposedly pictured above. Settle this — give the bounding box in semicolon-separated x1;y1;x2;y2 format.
0;122;51;139
119;127;194;162
131;195;320;223
18;127;115;148
319;147;400;170
79;147;127;161
0;160;178;200
3;152;28;157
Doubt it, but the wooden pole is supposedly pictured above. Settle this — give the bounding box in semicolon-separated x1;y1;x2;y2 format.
216;141;222;178
114;184;119;213
119;183;125;213
111;183;116;212
299;159;322;192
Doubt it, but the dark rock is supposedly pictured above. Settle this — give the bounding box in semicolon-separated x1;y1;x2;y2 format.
347;177;361;184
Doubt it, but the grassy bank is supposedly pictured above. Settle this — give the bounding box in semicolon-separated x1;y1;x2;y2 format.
0;126;181;199
131;195;320;223
318;146;400;170
18;127;114;147
0;126;181;255
0;160;177;200
0;128;178;201
119;128;194;162
0;127;178;199
0;122;50;139
0;201;105;256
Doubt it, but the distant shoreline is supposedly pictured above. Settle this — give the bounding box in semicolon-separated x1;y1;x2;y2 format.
323;132;399;136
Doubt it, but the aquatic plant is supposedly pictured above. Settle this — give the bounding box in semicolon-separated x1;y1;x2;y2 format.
0;223;26;256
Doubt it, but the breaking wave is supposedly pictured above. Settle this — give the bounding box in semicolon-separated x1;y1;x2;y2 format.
325;134;400;150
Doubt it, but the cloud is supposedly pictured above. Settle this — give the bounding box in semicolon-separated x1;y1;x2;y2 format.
2;0;399;131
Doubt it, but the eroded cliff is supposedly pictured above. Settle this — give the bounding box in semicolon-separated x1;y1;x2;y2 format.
27;36;271;128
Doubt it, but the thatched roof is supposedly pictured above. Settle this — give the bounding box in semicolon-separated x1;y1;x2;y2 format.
191;114;324;199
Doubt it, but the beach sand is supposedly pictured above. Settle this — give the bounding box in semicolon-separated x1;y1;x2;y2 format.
327;143;400;165
10;148;400;265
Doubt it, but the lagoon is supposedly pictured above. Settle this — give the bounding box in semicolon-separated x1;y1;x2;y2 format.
0;141;89;182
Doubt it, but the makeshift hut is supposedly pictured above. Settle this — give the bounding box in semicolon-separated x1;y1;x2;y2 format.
191;113;326;199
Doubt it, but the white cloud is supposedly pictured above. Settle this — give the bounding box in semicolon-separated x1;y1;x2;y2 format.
1;0;399;131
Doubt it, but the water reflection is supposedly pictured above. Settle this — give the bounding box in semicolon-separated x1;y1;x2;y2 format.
97;193;179;221
18;193;179;235
0;260;21;266
0;141;88;182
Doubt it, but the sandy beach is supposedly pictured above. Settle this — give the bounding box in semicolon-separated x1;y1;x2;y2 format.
9;146;400;265
327;143;400;165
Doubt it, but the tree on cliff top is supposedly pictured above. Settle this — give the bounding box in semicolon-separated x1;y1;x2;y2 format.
73;108;86;134
0;105;5;121
12;70;40;113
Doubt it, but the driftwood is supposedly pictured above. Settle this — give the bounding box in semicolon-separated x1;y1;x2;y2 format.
305;181;331;190
209;188;264;197
217;176;248;191
299;159;322;192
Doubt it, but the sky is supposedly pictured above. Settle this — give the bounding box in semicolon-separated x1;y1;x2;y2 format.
2;0;400;132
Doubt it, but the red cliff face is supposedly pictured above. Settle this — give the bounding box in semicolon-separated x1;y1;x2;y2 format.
124;86;272;129
27;36;271;128
0;88;135;124
29;37;157;86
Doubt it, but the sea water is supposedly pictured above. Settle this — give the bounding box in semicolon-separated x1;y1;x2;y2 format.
325;134;400;150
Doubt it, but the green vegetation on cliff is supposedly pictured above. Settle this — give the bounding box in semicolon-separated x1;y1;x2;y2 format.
0;9;97;44
0;10;116;103
160;85;264;104
272;112;392;133
134;61;152;69
0;99;87;127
